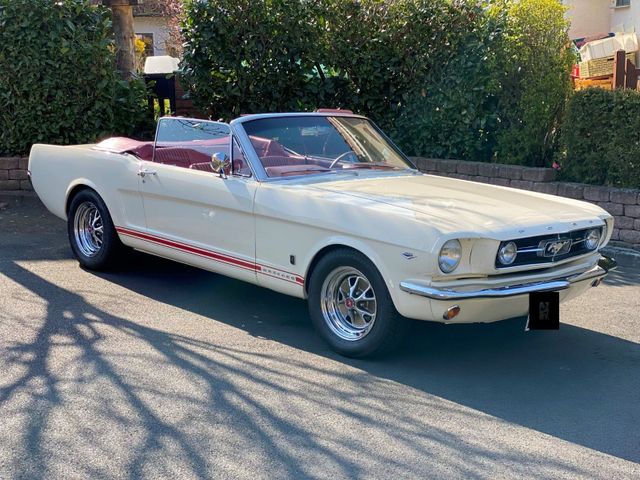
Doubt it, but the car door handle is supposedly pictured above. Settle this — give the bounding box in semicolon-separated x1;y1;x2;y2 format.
137;168;157;178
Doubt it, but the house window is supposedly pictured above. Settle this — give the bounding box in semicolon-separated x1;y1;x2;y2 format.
615;0;630;7
136;33;154;56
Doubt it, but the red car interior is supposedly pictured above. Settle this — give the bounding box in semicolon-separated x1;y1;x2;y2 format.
93;135;333;177
94;137;154;161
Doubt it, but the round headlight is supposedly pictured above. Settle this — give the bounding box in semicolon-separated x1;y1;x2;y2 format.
498;241;517;265
439;239;462;273
585;228;601;250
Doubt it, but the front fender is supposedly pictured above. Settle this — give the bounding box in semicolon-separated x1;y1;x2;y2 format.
300;234;434;315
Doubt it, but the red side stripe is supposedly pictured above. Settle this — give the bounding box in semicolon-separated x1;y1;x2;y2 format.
116;226;305;285
117;227;256;270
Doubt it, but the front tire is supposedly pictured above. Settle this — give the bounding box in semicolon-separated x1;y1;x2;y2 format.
308;249;407;357
67;189;126;270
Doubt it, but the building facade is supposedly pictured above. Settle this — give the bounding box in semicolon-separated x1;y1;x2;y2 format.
566;0;640;38
133;11;172;57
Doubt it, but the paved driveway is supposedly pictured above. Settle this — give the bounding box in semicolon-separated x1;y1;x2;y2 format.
0;198;639;479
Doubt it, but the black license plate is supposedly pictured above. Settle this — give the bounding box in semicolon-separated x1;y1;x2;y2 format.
527;291;560;330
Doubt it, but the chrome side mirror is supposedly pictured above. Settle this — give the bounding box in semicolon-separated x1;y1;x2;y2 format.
211;152;231;179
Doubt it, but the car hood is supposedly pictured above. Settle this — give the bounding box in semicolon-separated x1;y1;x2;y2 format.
310;173;609;237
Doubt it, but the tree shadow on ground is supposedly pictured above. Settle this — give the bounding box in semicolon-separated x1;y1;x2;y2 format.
92;251;640;464
1;202;638;476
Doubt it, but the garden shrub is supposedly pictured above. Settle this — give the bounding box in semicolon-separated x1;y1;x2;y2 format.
180;0;574;166
559;88;640;188
180;0;346;119
320;0;504;161
492;0;575;167
0;0;149;155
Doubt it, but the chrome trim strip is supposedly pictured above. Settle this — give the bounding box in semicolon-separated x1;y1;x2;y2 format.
517;247;544;253
400;256;615;301
229;112;368;125
399;279;573;300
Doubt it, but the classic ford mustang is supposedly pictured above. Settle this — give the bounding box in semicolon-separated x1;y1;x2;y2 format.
29;112;616;357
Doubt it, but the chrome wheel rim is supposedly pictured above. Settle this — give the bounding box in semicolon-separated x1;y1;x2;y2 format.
73;202;104;257
320;267;377;341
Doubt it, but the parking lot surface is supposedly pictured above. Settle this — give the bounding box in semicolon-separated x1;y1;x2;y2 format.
1;198;639;479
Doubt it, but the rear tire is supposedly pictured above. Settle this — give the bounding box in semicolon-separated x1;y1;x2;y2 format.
67;189;126;270
308;248;407;358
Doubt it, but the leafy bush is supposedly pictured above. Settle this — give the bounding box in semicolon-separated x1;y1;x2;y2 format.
180;0;573;166
559;89;640;188
181;0;345;119
321;0;505;161
0;0;149;155
492;0;575;167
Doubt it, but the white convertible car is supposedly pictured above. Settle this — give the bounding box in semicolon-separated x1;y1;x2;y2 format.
29;112;616;357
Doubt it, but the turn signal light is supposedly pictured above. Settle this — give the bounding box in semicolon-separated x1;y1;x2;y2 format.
443;305;461;320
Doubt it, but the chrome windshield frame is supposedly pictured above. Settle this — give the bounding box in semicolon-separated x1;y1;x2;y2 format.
229;112;417;183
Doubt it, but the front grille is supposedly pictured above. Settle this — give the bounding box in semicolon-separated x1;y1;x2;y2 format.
495;227;601;269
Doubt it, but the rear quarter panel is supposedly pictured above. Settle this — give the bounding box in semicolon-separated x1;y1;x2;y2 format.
28;144;145;230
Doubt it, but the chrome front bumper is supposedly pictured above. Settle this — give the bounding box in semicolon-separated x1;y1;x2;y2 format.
399;255;617;301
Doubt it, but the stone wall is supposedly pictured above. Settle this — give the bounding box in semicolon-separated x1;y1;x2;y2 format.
411;157;640;249
0;157;32;192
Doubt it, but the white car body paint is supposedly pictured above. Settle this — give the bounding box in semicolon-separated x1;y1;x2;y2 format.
28;114;613;325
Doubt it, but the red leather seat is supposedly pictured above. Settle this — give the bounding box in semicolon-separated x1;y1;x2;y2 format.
154;147;193;168
250;136;288;158
189;159;245;176
154;146;215;168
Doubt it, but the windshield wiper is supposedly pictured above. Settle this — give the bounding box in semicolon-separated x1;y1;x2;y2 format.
278;167;331;176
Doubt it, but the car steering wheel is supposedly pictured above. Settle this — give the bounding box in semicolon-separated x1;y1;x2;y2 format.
329;151;359;169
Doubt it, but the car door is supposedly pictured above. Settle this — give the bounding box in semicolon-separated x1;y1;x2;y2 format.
131;118;258;284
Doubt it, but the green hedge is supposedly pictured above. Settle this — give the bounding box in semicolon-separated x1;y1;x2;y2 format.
492;0;575;167
0;0;149;155
180;0;341;118
180;0;573;166
321;0;504;163
559;89;640;188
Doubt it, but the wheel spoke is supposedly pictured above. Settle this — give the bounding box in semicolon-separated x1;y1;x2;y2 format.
348;276;360;298
355;285;373;301
350;310;367;328
93;231;103;246
355;302;374;317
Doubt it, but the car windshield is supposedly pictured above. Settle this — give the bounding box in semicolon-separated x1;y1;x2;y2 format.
241;116;413;178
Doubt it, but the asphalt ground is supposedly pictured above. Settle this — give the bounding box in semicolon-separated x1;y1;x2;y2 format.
0;196;639;479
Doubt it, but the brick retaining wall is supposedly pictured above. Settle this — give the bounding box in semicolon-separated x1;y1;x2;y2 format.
411;157;640;249
2;155;638;248
0;157;32;192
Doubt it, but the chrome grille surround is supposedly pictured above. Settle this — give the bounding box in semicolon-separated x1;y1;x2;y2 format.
495;227;603;269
